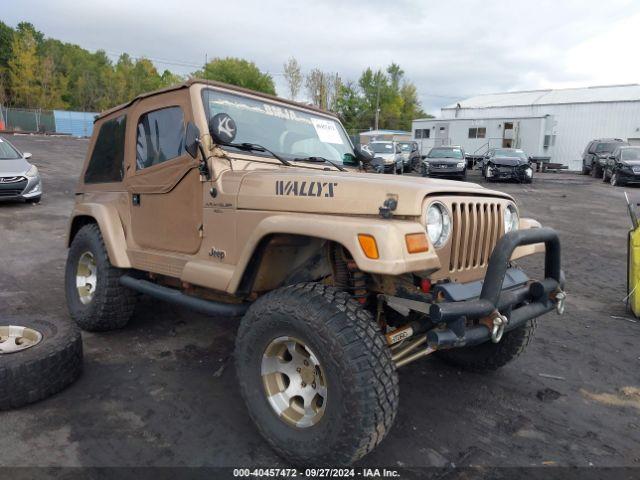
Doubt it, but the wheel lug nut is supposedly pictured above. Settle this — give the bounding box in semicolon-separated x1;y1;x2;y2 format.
312;382;316;389
301;382;306;387
296;367;301;372
303;360;309;366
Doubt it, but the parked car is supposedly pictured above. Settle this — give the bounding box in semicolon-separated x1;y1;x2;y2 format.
582;138;629;177
397;141;420;172
482;148;533;183
421;146;466;180
369;141;403;174
0;135;42;203
602;145;640;186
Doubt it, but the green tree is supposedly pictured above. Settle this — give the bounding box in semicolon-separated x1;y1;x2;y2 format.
283;56;303;100
8;27;40;107
195;57;275;95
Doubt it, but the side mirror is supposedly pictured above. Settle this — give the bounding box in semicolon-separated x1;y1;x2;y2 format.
354;144;374;164
208;113;237;145
23;152;32;160
185;122;201;159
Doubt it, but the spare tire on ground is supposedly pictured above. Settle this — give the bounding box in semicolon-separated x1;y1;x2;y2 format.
0;317;83;410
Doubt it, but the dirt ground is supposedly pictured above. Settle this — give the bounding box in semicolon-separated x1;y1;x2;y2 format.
1;135;639;469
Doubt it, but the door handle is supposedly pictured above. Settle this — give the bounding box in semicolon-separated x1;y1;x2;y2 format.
132;193;140;206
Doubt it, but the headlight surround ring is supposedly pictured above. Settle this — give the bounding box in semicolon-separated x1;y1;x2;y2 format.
504;204;519;233
426;201;451;248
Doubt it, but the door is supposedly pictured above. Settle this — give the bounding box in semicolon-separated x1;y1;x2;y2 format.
435;123;449;147
125;92;203;254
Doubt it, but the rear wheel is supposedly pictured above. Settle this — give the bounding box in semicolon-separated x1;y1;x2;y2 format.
436;321;536;372
65;224;137;332
591;162;601;178
235;283;399;465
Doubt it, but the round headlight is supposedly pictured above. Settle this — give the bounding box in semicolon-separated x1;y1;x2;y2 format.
426;202;451;248
504;204;519;233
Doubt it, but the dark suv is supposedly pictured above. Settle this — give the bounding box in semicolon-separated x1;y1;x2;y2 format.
582;138;629;177
602;146;640;186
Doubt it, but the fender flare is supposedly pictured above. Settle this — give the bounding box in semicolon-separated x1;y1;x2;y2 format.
67;203;131;268
226;213;439;294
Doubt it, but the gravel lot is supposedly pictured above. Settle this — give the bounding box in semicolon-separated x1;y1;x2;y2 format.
1;135;639;469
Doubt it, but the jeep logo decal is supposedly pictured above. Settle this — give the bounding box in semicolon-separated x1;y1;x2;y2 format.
275;180;337;197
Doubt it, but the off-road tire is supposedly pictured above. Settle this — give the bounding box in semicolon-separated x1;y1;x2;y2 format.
602;168;610;182
0;317;83;410
591;163;601;178
436;320;536;373
235;283;399;465
581;163;590;175
65;223;137;332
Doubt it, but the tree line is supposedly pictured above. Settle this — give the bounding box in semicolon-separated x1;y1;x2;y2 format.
0;21;430;132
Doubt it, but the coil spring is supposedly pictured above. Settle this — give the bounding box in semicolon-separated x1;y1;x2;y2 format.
347;260;368;305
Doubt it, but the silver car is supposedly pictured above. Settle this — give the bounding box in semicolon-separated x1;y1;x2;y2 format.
0;136;42;203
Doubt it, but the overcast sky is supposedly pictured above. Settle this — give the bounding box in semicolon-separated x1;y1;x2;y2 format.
5;0;640;114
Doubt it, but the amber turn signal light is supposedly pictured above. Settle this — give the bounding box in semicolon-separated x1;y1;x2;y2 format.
405;233;429;254
357;234;379;259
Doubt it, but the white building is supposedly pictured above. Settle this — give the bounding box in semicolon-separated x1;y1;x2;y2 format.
412;84;640;170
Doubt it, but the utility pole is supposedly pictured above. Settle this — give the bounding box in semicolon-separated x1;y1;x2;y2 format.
374;73;381;131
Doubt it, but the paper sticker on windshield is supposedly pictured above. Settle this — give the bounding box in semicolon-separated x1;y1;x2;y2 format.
311;118;342;144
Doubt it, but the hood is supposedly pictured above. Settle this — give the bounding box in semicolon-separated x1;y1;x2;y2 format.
621;160;640;167
0;158;30;176
234;167;512;216
490;157;529;167
426;157;462;165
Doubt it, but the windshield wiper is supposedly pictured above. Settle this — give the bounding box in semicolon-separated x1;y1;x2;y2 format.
234;142;291;166
293;156;346;172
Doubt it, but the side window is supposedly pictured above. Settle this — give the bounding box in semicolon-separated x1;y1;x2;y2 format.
422;128;430;139
136;106;185;170
84;115;127;184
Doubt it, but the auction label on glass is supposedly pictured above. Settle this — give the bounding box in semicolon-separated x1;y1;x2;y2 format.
311;118;342;144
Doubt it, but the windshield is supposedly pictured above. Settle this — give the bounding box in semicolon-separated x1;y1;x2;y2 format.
398;143;413;152
621;148;640;161
596;142;625;153
370;142;394;154
428;148;463;159
202;88;354;164
0;137;22;160
493;149;527;160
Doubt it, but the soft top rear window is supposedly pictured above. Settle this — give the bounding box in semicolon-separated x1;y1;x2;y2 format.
84;115;127;184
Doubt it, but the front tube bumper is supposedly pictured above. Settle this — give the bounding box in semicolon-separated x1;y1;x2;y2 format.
428;227;564;348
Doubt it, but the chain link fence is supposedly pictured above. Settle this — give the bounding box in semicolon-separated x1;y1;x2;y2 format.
0;106;97;137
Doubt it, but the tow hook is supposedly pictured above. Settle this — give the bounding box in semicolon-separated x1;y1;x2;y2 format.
554;290;566;315
490;312;509;343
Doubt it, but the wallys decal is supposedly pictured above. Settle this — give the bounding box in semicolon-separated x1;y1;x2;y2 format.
275;180;338;197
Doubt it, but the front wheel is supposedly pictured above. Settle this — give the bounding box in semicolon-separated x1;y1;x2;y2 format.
591;163;601;178
611;172;623;187
602;168;610;182
436;320;536;372
235;283;399;465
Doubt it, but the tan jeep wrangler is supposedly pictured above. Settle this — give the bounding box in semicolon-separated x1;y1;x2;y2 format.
65;80;565;465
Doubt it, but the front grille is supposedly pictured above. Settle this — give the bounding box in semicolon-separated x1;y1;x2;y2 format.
0;176;24;183
0;178;27;197
449;201;503;272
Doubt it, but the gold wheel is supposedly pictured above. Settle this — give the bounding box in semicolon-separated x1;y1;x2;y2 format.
76;251;97;305
261;336;327;428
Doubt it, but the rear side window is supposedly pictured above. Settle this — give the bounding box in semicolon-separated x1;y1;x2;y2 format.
136;106;185;170
84;115;127;184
